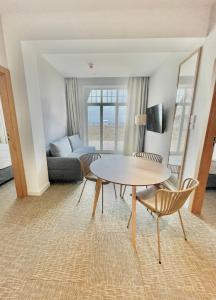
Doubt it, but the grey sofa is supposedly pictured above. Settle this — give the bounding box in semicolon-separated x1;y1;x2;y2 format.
47;135;95;182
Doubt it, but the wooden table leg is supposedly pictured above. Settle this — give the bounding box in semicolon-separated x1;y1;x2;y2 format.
92;179;102;217
131;185;137;249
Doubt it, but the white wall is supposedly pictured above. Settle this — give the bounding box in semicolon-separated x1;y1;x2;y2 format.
21;44;50;195
208;3;216;33
38;57;67;147
0;18;7;67
0;19;48;195
1;10;212;41
145;54;185;164
0;18;8;147
78;77;128;92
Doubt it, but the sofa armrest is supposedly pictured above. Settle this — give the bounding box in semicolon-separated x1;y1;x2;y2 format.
47;156;83;182
47;156;81;171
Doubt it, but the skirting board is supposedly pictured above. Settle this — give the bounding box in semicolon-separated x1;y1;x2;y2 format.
28;182;50;196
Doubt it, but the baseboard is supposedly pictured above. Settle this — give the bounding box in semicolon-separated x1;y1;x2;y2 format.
28;182;50;196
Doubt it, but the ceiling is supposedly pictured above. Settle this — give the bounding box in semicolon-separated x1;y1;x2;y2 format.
0;0;215;13
25;38;205;55
26;38;204;77
43;53;182;77
2;1;215;39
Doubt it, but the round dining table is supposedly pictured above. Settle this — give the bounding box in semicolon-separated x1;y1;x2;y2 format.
90;155;171;249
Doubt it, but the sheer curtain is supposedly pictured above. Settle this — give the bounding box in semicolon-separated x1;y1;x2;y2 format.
65;78;80;136
123;77;149;155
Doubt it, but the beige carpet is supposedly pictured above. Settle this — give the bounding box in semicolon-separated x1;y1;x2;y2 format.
0;181;216;299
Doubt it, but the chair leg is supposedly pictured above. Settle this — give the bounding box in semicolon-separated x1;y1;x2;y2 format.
102;184;104;214
157;216;161;264
146;208;154;218
127;212;132;229
76;179;87;206
178;210;187;241
120;185;123;197
113;183;117;199
122;185;127;198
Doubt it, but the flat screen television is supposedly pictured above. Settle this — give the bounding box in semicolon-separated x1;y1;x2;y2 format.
147;104;164;133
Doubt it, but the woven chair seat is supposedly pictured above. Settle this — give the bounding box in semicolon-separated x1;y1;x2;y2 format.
136;186;159;212
86;172;109;184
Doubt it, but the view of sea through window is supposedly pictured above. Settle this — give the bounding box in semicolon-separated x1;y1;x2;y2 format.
87;88;127;151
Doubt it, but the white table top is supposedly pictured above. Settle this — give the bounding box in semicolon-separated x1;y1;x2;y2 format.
90;155;171;186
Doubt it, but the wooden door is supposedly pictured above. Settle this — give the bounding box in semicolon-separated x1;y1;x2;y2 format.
191;81;216;214
0;65;27;197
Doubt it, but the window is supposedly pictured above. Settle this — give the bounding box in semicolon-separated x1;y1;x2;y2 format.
87;88;127;152
170;87;192;155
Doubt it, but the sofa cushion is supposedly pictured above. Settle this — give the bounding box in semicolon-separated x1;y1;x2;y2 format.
46;149;51;157
73;146;96;154
68;135;83;151
67;152;84;159
50;137;72;157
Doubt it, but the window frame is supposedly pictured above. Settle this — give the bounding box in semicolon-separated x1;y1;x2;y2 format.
85;85;127;153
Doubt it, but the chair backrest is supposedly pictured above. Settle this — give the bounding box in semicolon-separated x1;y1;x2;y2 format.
133;152;163;163
155;178;199;216
181;178;198;190
164;164;181;190
79;153;101;177
167;164;181;177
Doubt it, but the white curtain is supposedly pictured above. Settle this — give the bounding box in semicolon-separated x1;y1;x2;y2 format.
0;98;7;144
65;78;80;136
81;87;92;144
123;77;149;155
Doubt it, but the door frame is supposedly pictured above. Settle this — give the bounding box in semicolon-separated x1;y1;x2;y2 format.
0;65;27;197
191;80;216;214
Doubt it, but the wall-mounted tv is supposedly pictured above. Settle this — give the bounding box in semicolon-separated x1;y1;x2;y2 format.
147;104;164;133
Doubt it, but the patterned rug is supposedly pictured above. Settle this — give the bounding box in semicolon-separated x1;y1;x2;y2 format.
0;181;216;299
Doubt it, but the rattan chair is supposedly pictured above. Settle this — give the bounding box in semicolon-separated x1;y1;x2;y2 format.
160;164;181;191
167;164;181;177
133;151;163;163
120;152;163;198
127;178;199;264
76;153;117;213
